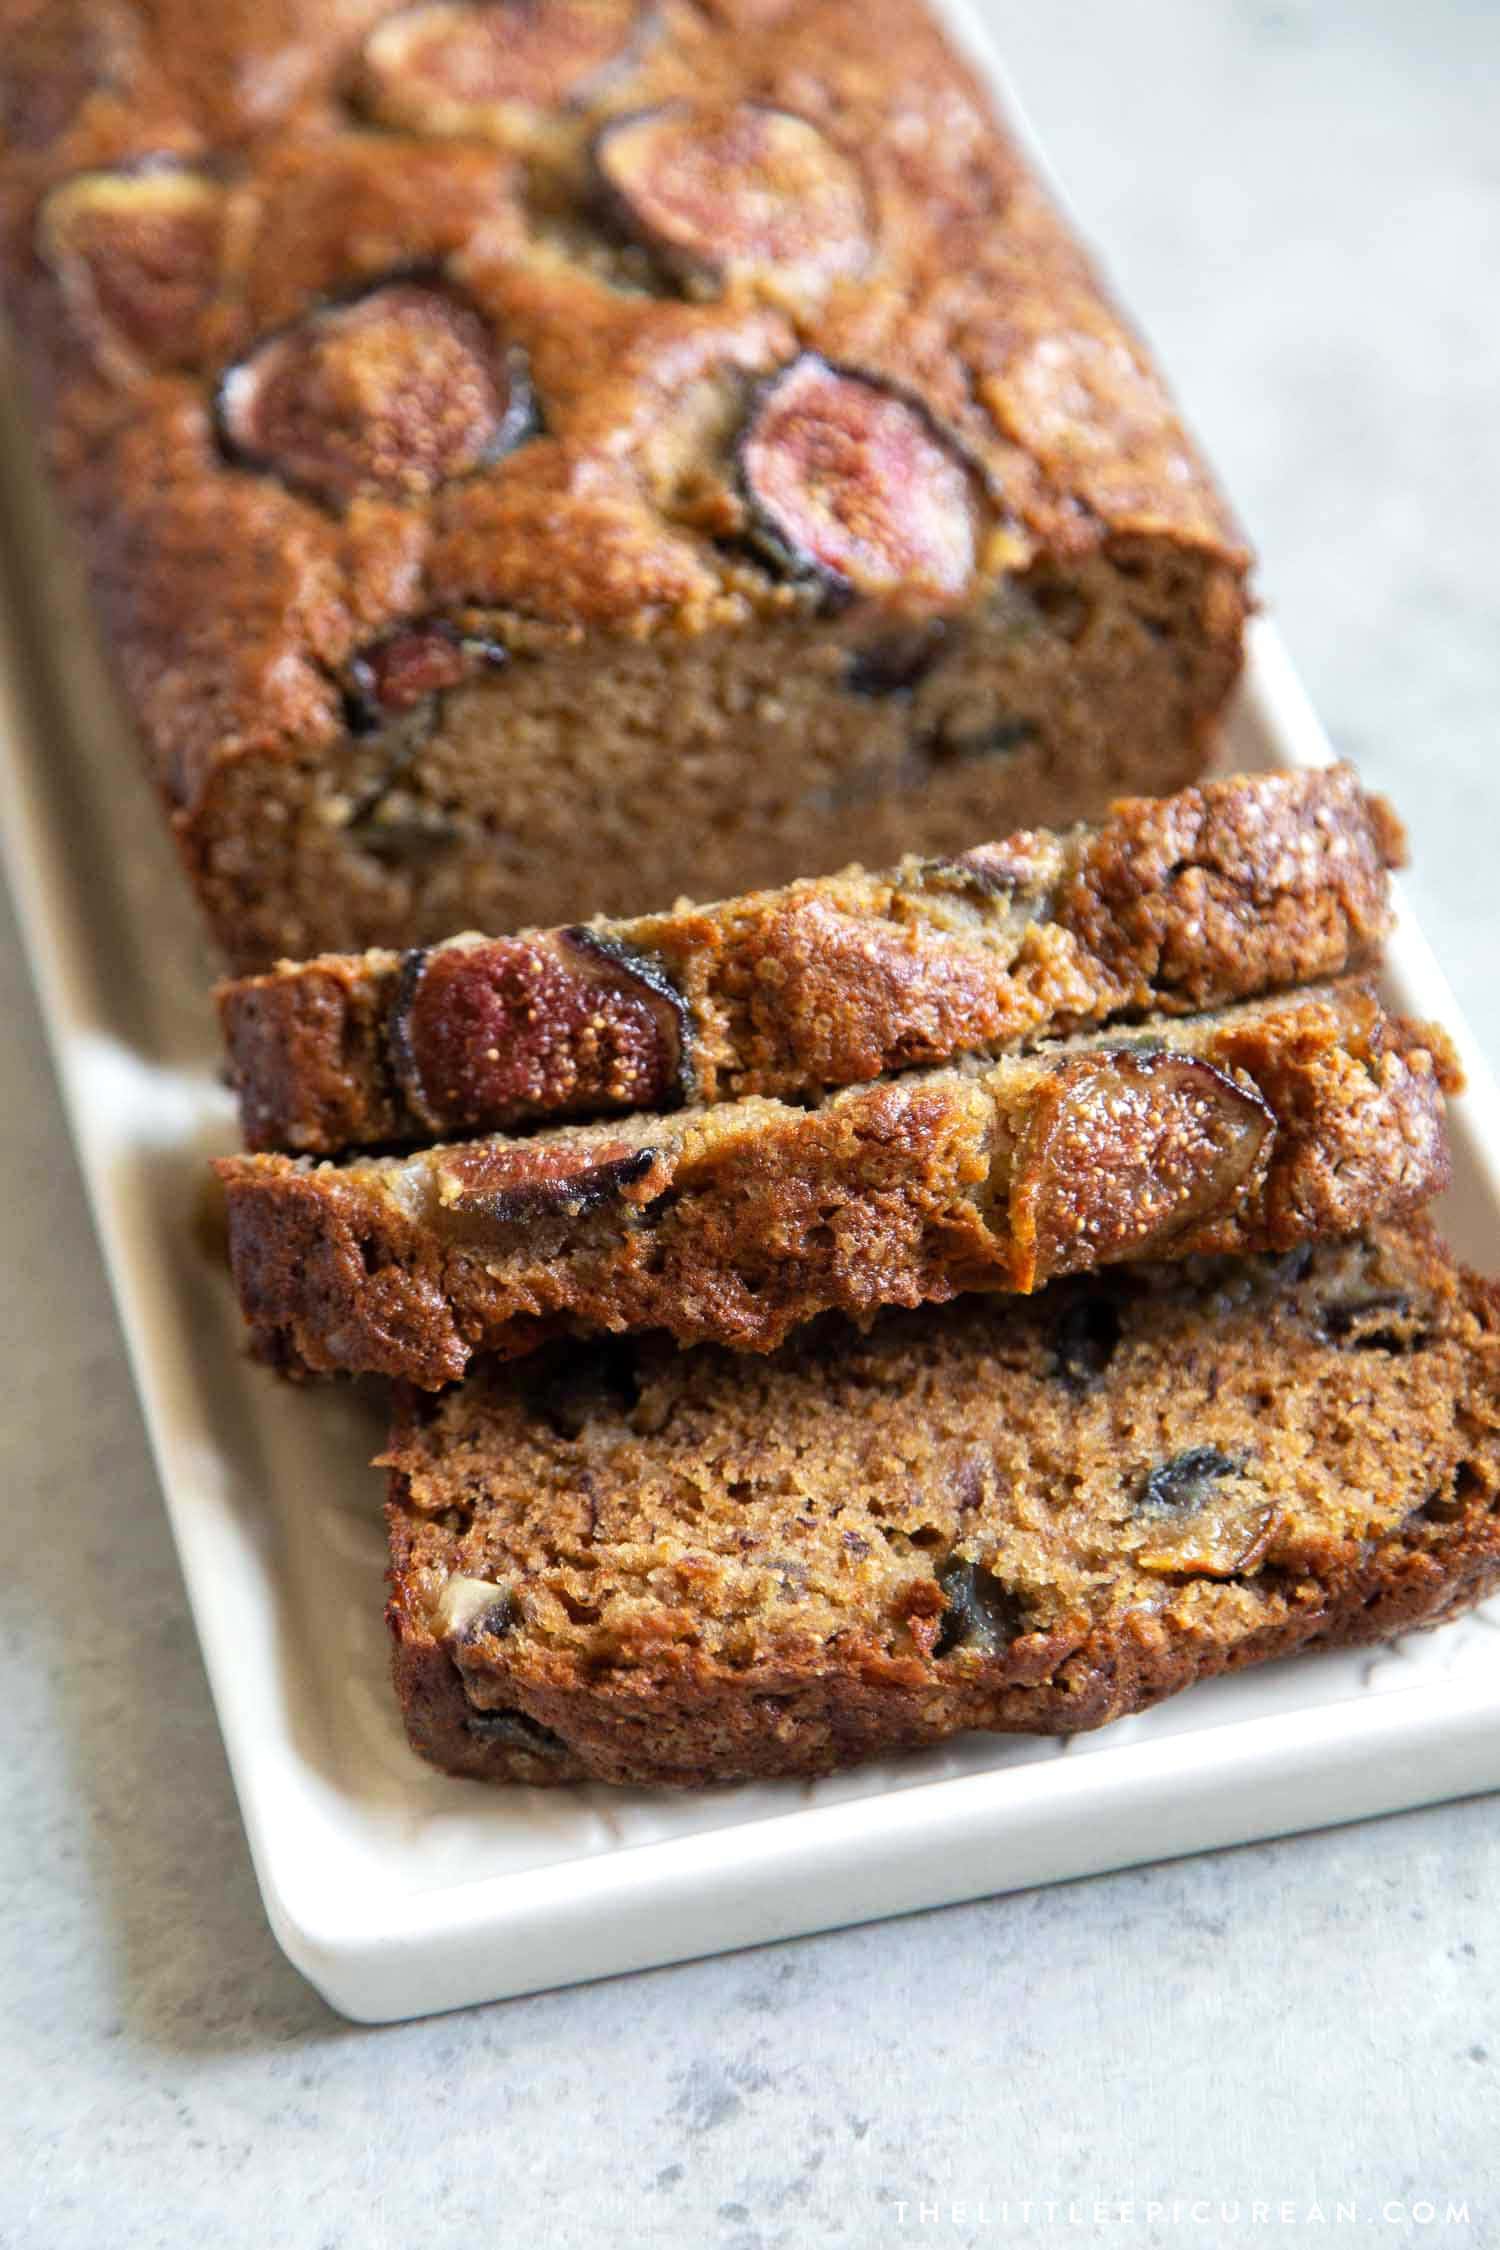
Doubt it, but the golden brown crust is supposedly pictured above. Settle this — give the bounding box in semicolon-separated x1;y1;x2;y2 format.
1;0;1249;966
382;1223;1500;1787
216;981;1456;1384
218;765;1402;1154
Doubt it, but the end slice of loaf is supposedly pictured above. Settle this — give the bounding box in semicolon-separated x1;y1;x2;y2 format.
217;980;1459;1384
0;0;1251;969
384;1222;1500;1788
219;765;1404;1155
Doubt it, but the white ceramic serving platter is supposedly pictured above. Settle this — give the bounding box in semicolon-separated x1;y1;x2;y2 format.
5;32;1500;2029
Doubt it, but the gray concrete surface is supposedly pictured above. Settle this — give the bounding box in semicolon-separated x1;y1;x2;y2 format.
3;3;1497;2244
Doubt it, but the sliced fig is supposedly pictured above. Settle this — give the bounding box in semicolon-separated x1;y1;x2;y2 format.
738;355;980;602
932;1557;1026;1658
361;0;649;138
1133;1449;1278;1579
38;163;226;372
433;1134;660;1230
593;102;869;299
216;279;533;507
1008;1050;1275;1292
345;618;508;730
387;928;690;1138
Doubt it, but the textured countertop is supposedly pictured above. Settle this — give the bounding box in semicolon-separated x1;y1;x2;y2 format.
3;3;1497;2244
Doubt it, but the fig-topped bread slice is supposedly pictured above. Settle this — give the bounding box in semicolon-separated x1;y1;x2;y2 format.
383;1221;1500;1788
215;980;1458;1386
219;766;1402;1155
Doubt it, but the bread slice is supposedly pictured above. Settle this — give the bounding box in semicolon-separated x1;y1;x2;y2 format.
219;766;1403;1155
383;1222;1500;1788
217;980;1458;1384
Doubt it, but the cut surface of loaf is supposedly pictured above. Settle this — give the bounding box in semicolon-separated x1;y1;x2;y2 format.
1;0;1248;969
220;765;1403;1154
384;1222;1500;1788
217;981;1459;1384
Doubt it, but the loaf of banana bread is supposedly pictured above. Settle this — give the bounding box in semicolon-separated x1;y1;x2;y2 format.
384;1222;1500;1787
0;0;1249;970
217;981;1458;1384
220;765;1402;1154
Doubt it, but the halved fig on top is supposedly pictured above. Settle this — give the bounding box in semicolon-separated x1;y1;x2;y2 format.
216;279;532;507
737;355;980;601
433;1135;660;1231
387;926;690;1136
360;0;649;139
38;163;226;372
593;102;869;299
1008;1051;1275;1291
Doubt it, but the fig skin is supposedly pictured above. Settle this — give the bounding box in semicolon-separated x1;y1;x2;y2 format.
592;101;869;300
215;277;535;507
736;354;981;603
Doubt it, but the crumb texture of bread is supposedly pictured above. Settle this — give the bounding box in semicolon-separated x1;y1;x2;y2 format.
219;764;1403;1153
1;0;1249;967
382;1222;1500;1787
216;981;1458;1383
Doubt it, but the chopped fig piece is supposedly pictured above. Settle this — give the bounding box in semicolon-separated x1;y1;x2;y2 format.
345;806;463;864
1319;1291;1423;1354
346;619;507;727
434;1136;660;1230
927;714;1037;764
216;280;532;506
738;355;980;601
593;102;869;299
1008;1051;1275;1291
1139;1448;1239;1514
38;163;226;372
534;1338;642;1438
933;1557;1026;1657
1133;1448;1277;1578
1051;1293;1122;1392
351;624;466;714
387;929;689;1137
843;620;948;698
920;844;1037;903
361;0;648;138
462;1706;569;1754
434;1574;516;1639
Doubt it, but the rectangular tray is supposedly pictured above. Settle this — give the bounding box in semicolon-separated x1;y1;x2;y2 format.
4;24;1500;2025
